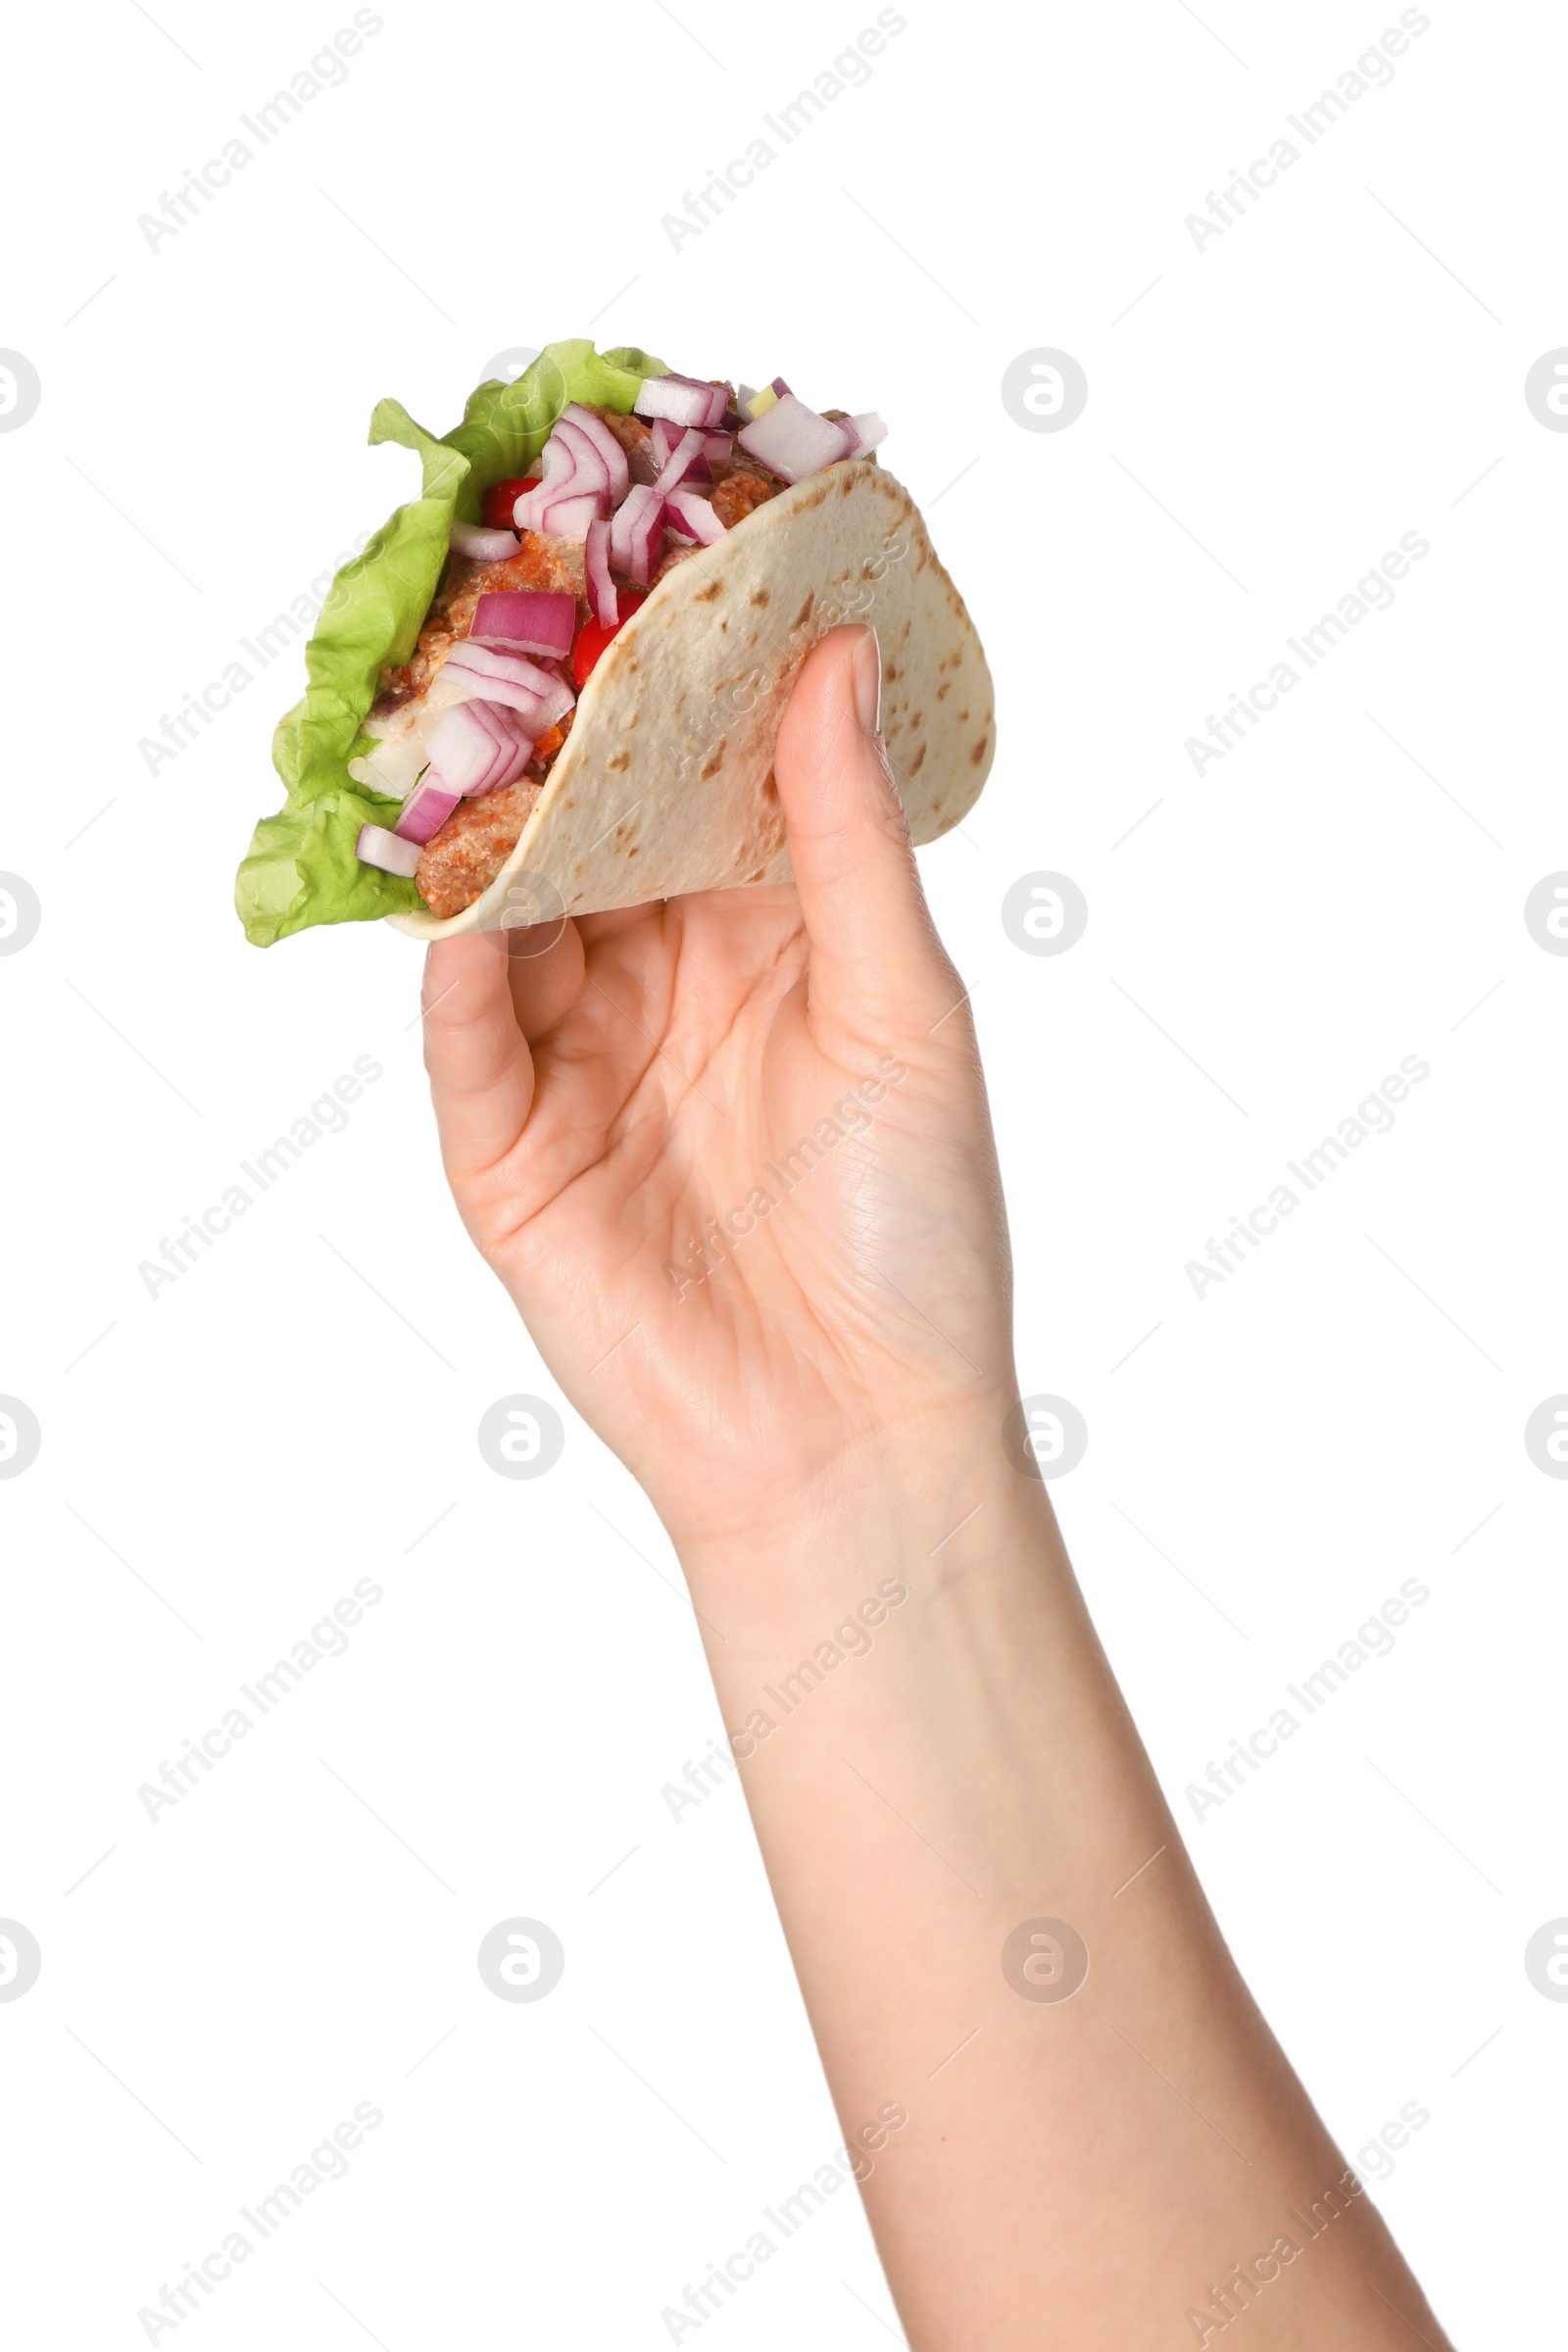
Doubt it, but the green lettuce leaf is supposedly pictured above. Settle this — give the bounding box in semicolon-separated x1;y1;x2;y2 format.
235;341;666;946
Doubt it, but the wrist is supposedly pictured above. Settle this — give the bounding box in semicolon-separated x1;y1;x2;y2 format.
667;1391;1046;1644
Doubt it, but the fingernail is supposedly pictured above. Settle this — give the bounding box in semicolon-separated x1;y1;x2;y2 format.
852;626;882;736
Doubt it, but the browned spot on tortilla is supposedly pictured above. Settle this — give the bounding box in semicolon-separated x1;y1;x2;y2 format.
761;769;778;803
720;617;729;631
747;865;766;880
628;845;640;857
970;736;988;764
936;681;951;700
911;711;924;730
901;619;911;641
957;710;969;722
800;482;834;511
793;591;814;628
908;742;927;774
750;588;770;607
608;752;630;772
701;740;727;779
884;662;899;682
695;579;723;603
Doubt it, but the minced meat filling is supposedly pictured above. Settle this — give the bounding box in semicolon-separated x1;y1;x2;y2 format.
375;389;861;918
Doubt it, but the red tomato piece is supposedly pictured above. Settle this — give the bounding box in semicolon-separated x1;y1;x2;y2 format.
572;592;647;690
481;476;540;529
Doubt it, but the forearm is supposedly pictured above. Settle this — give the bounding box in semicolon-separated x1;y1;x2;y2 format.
677;1423;1452;2351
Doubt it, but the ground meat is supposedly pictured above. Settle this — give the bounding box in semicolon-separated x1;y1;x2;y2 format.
381;384;842;919
711;470;780;528
416;778;545;919
375;534;587;710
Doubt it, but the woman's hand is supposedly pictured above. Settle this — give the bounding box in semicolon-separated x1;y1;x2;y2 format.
420;625;1014;1571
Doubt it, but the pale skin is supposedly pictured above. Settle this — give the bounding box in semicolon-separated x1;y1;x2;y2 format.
421;626;1455;2349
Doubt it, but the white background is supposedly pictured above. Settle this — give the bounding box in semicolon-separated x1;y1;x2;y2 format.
2;0;1563;2343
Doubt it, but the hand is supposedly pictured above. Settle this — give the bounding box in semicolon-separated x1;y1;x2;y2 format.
420;625;1014;1575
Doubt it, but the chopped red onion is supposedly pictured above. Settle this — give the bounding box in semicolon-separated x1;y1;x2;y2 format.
649;418;675;469
610;483;666;587
535;490;604;543
652;427;707;497
551;416;613;503
393;774;464;844
559;403;630;503
633;373;728;429
444;639;574;727
470;590;575;658
513;434;582;530
357;822;423;878
702;430;733;468
584;518;618;630
769;375;793;400
662;489;725;547
841;410;889;457
425;701;536;797
450;518;520;562
737;395;854;484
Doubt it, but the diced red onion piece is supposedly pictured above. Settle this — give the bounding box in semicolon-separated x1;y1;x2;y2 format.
513;433;580;530
393;774;464;844
769;375;792;400
444;639;574;726
552;416;612;500
560;403;630;503
357;822;423;878
450;518;520;562
649;418;674;469
662;488;726;547
584;518;618;630
652;427;707;497
736;394;854;484
470;590;575;657
702;430;733;467
425;702;536;798
632;373;728;429
841;410;889;457
610;483;666;587
536;490;605;543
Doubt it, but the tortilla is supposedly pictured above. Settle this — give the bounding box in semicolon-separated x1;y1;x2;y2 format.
384;459;995;939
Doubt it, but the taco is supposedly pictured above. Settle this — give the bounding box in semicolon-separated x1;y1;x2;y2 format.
235;340;995;946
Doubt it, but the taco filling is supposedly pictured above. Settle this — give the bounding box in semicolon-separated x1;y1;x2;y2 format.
351;373;887;919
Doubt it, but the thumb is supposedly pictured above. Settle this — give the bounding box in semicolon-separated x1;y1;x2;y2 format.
772;624;952;1015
